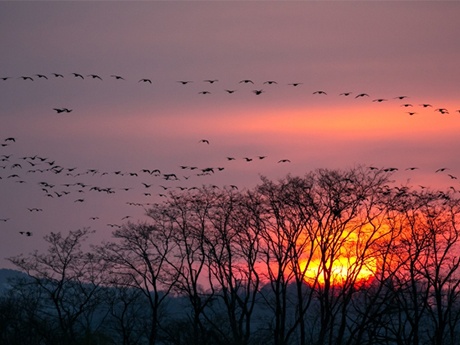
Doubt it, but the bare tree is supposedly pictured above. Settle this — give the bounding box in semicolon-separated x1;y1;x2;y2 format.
152;189;218;345
343;189;408;345
104;282;149;345
255;167;399;345
382;190;460;345
200;188;263;345
256;174;315;345
8;228;107;345
97;221;177;345
418;192;460;345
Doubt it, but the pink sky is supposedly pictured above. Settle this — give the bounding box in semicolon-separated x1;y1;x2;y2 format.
1;1;460;268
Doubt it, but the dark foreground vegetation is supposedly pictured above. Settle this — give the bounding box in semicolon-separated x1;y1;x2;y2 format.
2;167;460;345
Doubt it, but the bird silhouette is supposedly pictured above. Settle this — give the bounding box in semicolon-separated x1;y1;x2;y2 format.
435;168;448;173
19;76;33;81
355;93;369;98
177;80;192;84
110;75;125;80
339;92;352;96
163;173;178;180
52;73;64;78
72;73;84;79
239;79;254;84
313;90;327;95
278;159;291;163
139;78;152;83
199;91;211;94
435;108;449;114
199;139;209;144
263;81;278;85
35;74;48;79
88;74;103;80
53;108;72;113
204;79;218;83
253;89;264;95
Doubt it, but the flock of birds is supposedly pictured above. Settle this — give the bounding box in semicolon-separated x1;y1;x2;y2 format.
1;72;459;241
0;134;299;237
1;72;459;116
1;134;460;238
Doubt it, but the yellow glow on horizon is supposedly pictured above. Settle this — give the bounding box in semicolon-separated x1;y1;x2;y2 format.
299;255;377;286
295;227;381;287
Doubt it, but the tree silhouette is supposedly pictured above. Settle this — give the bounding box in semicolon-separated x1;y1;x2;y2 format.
4;168;460;345
7;228;107;345
255;167;398;345
97;222;178;345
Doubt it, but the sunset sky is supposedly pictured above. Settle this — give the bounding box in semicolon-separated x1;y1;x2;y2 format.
1;1;460;269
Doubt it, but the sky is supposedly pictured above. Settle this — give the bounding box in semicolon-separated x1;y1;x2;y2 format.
1;1;460;269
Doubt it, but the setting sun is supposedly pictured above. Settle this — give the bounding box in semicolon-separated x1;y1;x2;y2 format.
299;255;377;286
295;226;381;287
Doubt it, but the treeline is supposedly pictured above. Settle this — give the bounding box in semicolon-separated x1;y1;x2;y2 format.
2;167;460;345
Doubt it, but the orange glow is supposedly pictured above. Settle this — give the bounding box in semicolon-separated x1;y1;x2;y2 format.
296;229;380;287
299;256;377;286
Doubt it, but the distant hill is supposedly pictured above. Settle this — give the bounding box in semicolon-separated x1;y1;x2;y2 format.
0;268;27;292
